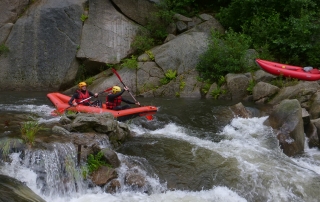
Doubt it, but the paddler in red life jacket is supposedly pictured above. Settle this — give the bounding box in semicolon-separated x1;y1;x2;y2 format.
68;82;100;107
106;86;140;110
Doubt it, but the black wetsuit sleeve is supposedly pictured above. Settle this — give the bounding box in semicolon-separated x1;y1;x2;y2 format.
121;97;135;104
88;91;95;96
68;93;79;105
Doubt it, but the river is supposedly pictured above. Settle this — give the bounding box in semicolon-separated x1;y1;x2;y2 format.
0;91;320;202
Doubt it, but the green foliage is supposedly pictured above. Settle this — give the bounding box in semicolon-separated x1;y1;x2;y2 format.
159;0;198;16
132;9;174;54
0;44;9;56
196;29;252;82
85;77;94;85
217;76;226;86
121;55;138;69
180;80;186;90
20;118;47;146
132;35;155;55
216;0;320;65
0;138;23;160
145;50;155;61
201;82;211;94
80;14;88;22
160;69;177;84
210;87;225;99
270;75;299;88
87;151;110;174
246;79;255;94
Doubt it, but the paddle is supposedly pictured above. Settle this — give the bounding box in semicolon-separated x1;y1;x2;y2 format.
111;68;141;107
56;88;112;114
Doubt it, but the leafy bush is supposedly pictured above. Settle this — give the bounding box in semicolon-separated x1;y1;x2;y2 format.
159;0;198;16
196;29;252;82
121;55;138;69
131;34;155;54
20;119;46;146
87;151;110;174
216;0;320;65
160;69;177;84
246;79;255;94
80;14;88;22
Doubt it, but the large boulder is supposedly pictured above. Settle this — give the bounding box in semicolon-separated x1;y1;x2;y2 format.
269;81;319;107
111;0;159;26
225;73;250;101
152;31;209;75
0;0;29;44
0;0;29;26
264;99;305;156
0;0;85;91
252;82;280;103
308;92;320;119
76;0;139;64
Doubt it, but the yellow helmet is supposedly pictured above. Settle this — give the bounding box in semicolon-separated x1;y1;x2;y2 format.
112;86;121;94
78;82;87;88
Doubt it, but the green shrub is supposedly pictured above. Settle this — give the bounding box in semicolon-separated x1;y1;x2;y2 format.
246;79;255;94
271;76;299;88
80;14;88;22
20;119;46;146
87;151;111;174
159;0;198;16
196;29;252;83
121;55;138;69
160;69;177;84
216;0;320;65
131;34;155;54
145;50;155;61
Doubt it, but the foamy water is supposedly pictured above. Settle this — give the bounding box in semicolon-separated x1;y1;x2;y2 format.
1;100;320;201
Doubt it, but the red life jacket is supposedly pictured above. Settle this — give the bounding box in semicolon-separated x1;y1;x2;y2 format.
106;94;122;109
75;90;90;105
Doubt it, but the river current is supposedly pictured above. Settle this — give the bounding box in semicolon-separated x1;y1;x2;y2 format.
0;91;320;202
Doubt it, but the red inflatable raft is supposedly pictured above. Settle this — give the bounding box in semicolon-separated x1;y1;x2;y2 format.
47;92;157;121
255;59;320;81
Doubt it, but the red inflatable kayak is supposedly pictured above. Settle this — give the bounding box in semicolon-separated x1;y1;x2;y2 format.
255;59;320;81
47;93;157;121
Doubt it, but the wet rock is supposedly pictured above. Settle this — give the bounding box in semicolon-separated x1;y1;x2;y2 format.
100;148;121;168
52;126;71;136
91;166;117;186
305;120;320;148
105;179;121;193
308;92;320;119
125;169;146;188
264;99;304;156
229;102;252;118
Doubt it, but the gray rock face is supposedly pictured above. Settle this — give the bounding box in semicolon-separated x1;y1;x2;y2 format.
76;0;139;64
0;0;85;91
152;32;209;74
0;0;29;26
111;0;158;25
269;81;319;105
